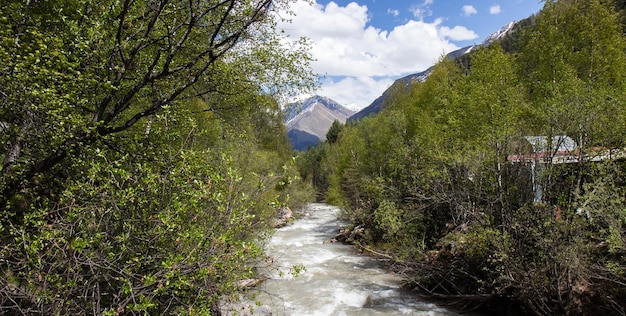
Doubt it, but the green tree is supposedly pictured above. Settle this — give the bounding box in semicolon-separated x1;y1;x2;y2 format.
456;44;528;223
317;1;626;313
325;119;344;144
519;0;626;152
0;0;313;214
0;0;315;314
517;0;626;210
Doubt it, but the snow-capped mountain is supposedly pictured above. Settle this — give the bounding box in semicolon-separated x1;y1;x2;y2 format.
284;95;354;150
482;21;516;45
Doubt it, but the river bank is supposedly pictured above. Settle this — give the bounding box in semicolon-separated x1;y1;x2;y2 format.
222;203;464;315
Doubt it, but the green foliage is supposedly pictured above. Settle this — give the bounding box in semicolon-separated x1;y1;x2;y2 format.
325;119;344;144
317;0;626;314
574;163;626;255
373;200;403;242
1;0;315;314
519;0;626;148
296;143;331;199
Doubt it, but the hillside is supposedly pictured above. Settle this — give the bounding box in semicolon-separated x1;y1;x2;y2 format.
349;21;521;122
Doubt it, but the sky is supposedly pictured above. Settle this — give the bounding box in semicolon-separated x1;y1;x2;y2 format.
277;0;545;111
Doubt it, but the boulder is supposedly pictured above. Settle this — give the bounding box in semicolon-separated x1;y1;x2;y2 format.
273;206;293;228
278;206;293;220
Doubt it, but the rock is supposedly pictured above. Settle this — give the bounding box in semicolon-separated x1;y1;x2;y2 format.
362;293;383;307
363;294;372;307
333;228;350;242
351;225;365;238
278;206;293;220
273;206;294;228
333;225;365;243
236;278;267;289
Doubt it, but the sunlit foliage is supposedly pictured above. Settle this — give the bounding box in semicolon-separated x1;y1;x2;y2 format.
1;0;315;314
313;1;626;314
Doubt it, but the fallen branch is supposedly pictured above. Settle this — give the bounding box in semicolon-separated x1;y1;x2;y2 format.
358;244;394;260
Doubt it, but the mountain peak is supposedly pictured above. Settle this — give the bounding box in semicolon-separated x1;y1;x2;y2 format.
284;95;348;123
284;95;355;150
301;95;344;111
482;21;517;45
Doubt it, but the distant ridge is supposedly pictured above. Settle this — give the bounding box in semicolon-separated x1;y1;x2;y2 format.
349;21;519;122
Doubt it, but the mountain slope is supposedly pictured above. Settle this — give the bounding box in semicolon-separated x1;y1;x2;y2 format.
285;95;354;150
349;21;520;122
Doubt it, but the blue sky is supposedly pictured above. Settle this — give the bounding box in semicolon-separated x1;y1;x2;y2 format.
277;0;544;110
356;0;543;47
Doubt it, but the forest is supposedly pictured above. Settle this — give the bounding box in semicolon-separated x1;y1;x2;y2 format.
3;0;626;315
0;0;315;314
299;0;626;315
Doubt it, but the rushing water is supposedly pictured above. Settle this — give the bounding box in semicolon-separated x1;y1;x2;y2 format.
228;203;463;316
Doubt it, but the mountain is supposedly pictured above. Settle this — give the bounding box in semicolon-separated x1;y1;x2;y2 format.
349;21;519;122
285;95;354;151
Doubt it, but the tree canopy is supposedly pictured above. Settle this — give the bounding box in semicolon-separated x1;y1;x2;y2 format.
1;0;315;314
303;1;626;314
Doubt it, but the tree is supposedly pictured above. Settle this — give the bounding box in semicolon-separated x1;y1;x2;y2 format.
1;0;314;216
457;44;528;223
314;1;626;313
0;0;315;314
325;119;343;144
518;0;626;200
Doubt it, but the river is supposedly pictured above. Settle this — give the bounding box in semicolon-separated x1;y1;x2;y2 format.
225;203;464;315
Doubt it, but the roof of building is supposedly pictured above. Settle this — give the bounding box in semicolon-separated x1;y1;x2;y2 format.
524;136;577;153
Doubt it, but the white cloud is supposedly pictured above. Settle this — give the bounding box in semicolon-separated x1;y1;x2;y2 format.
277;1;479;109
316;76;395;111
410;0;433;20
461;5;477;17
489;5;501;14
387;8;399;17
439;24;479;41
281;2;369;38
